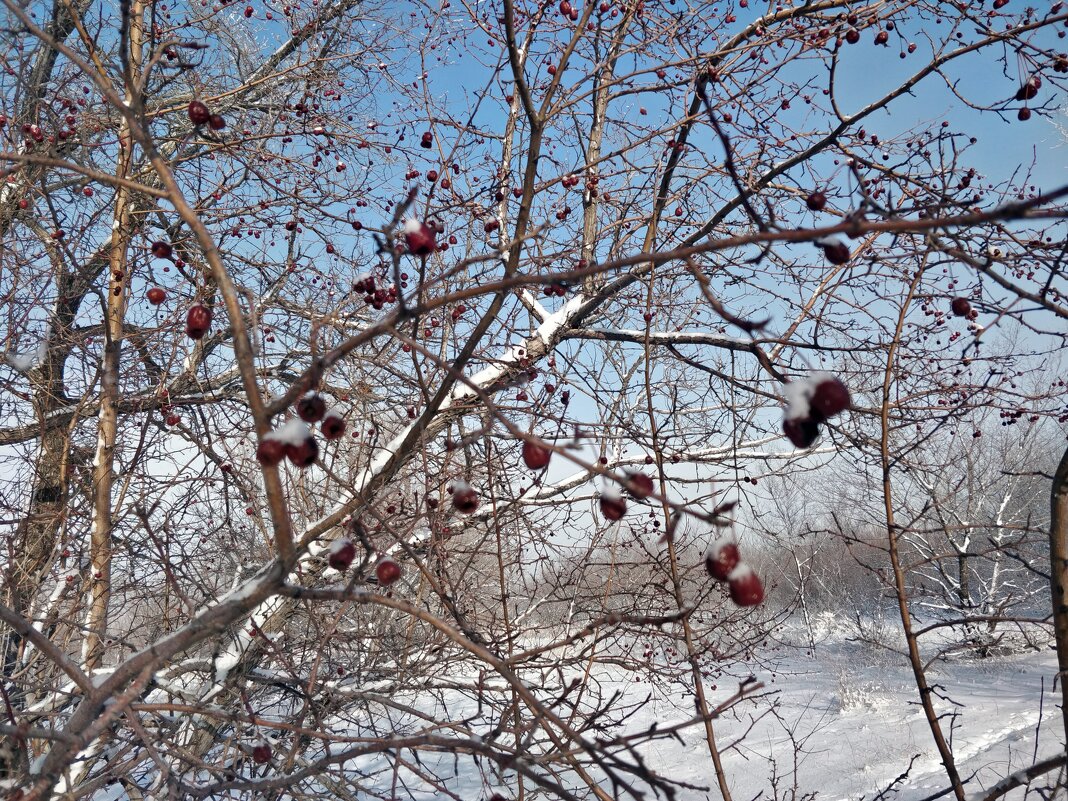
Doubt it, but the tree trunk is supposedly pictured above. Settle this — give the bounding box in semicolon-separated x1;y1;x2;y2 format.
1049;444;1068;747
82;0;143;673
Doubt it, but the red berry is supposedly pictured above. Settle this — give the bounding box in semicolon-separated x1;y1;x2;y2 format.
208;113;226;130
286;436;318;467
874;30;889;45
845;28;860;44
296;392;327;423
151;240;173;259
600;489;626;521
626;471;655;499
821;240;851;264
328;538;356;570
704;541;740;582
404;219;436;256
165;413;180;426
257;437;287;466
522;440;551;470
805;190;826;211
810;377;850;418
783;417;821;449
321;410;346;440
251;743;271;764
187;100;211;126
452;481;480;513
146;287;166;305
950;297;972;317
376;557;402;585
1017;107;1031;121
728;565;764;606
185;303;212;340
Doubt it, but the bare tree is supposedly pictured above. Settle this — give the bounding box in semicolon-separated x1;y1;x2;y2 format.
1;0;1067;799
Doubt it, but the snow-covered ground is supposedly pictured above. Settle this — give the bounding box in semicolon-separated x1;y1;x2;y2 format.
322;619;1065;801
637;639;1064;801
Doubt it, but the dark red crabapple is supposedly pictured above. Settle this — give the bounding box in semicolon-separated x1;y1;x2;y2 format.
321;409;346;440
522;440;552;470
452;480;480;514
810;377;851;418
950;297;972;317
251;743;271;764
806;191;827;211
256;437;287;466
286;436;318;468
376;557;402;586
208;113;226;130
818;238;851;264
151;240;173;259
1017;107;1031;121
704;540;740;582
626;471;655;499
727;564;764;607
296;392;327;423
185;303;212;340
269;420;317;467
187;100;211;126
783;417;821;449
404;219;436;256
328;538;356;570
600;488;627;521
146;287;166;305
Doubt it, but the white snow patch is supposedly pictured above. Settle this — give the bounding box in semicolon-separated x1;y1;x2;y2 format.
5;352;35;372
727;562;754;581
783;371;836;420
703;538;736;561
328;537;352;555
266;419;310;446
814;235;847;248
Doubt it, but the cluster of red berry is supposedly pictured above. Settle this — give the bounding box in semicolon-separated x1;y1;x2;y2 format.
704;540;764;606
782;374;851;449
327;538;402;586
186;99;226;131
354;275;398;310
255;392;346;469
